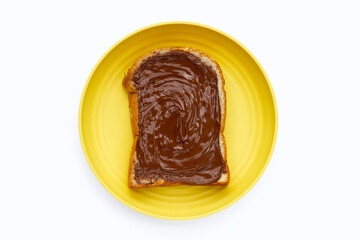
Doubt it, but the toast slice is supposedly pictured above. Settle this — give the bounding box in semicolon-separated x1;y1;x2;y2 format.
123;47;229;189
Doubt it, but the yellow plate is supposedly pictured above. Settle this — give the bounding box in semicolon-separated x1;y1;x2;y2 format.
79;22;278;220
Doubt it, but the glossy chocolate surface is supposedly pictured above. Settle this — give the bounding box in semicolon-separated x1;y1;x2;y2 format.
132;50;226;184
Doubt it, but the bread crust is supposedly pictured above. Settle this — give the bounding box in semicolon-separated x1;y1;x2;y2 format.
123;47;229;189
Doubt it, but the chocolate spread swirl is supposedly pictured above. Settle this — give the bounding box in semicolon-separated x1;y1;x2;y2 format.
131;50;226;184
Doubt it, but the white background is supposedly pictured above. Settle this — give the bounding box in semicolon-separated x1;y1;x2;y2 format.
0;0;359;239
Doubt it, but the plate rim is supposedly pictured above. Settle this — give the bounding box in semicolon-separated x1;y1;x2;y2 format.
78;21;278;220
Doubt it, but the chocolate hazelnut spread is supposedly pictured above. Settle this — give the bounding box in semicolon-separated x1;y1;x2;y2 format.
131;50;227;184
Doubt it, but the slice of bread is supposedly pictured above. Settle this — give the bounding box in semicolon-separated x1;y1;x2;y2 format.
123;47;229;189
